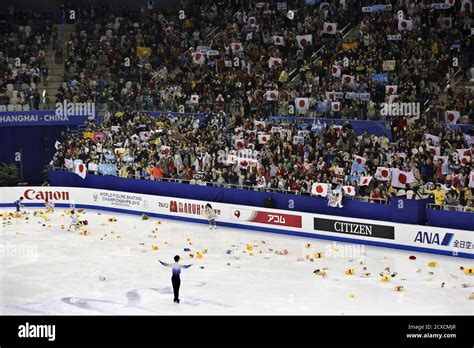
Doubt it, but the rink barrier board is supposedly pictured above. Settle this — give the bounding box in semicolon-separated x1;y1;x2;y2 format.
0;202;472;259
48;170;474;231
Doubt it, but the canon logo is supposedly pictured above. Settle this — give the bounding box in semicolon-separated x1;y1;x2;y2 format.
24;189;70;201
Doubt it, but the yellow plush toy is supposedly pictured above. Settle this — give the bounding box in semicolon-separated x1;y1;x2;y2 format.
345;268;356;275
463;268;474;275
380;275;391;282
314;252;323;259
427;261;437;267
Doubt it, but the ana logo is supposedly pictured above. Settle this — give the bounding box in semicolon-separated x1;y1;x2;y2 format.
414;231;454;246
93;193;99;202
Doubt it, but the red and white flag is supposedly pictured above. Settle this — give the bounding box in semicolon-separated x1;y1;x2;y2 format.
331;102;341;112
439;16;452;29
342;74;355;84
312;183;329;197
398;19;413;31
433;156;448;164
296;34;312;49
391;169;415;188
74;162;87;179
192;52;205;64
190;94;199;104
248;17;257;26
385;85;398;94
268;57;282;69
234;138;245;149
388;94;399;104
323;22;337;34
246;129;257;138
446;0;455;6
266;90;279;101
273;35;285;46
460;155;471;166
343;185;356;196
457;148;471;157
258;134;271;144
231;42;243;53
374;167;391;181
295;97;309;111
461;0;472;12
254;120;266;129
353;154;367;166
469;170;474;188
359;176;373;186
427;145;441;156
445;110;460;124
331;65;341;77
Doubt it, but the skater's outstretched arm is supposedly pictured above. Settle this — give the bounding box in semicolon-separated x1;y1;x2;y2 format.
159;260;171;267
182;264;193;269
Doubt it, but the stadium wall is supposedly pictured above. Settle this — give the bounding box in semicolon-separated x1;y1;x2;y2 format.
0;186;472;259
49;170;474;231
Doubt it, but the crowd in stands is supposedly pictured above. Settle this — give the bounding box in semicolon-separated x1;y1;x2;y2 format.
53;0;473;122
51;108;474;211
0;6;53;110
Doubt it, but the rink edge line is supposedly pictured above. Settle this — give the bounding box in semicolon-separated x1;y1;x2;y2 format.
2;202;473;259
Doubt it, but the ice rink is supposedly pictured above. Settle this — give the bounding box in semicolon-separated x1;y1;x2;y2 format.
1;207;473;315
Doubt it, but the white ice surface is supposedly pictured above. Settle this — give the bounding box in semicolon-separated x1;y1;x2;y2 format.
1;208;473;315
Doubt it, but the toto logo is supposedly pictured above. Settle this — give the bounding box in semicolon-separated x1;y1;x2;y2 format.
24;189;70;201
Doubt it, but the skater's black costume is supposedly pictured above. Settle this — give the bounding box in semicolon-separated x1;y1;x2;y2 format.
159;256;192;303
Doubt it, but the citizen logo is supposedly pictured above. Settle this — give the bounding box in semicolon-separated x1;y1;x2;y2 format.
334;221;373;235
314;217;395;240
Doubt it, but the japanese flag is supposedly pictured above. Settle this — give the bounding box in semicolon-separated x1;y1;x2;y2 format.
193;52;205;64
235;138;246;149
398;19;413;31
445;110;460;124
295;97;309;111
296;34;312;49
331;102;341;112
248;17;257;26
258;134;271;144
323;22;337;34
461;0;472;12
469;170;474;188
433;156;448;164
391;169;415;188
74;162;87;179
246;129;257;138
439;16;452;29
427;145;441;156
374;167;391;181
457;148;471;157
445;0;455;6
385;85;398;95
331;65;341;77
190;94;199;104
268;57;282;69
342;74;355;84
231;42;243;53
238;159;250;170
353;154;367;166
388;94;399;104
273;36;285;46
266;90;279;101
460;155;471;166
234;127;244;135
359;176;373;186
312;183;329;197
343;186;356;196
